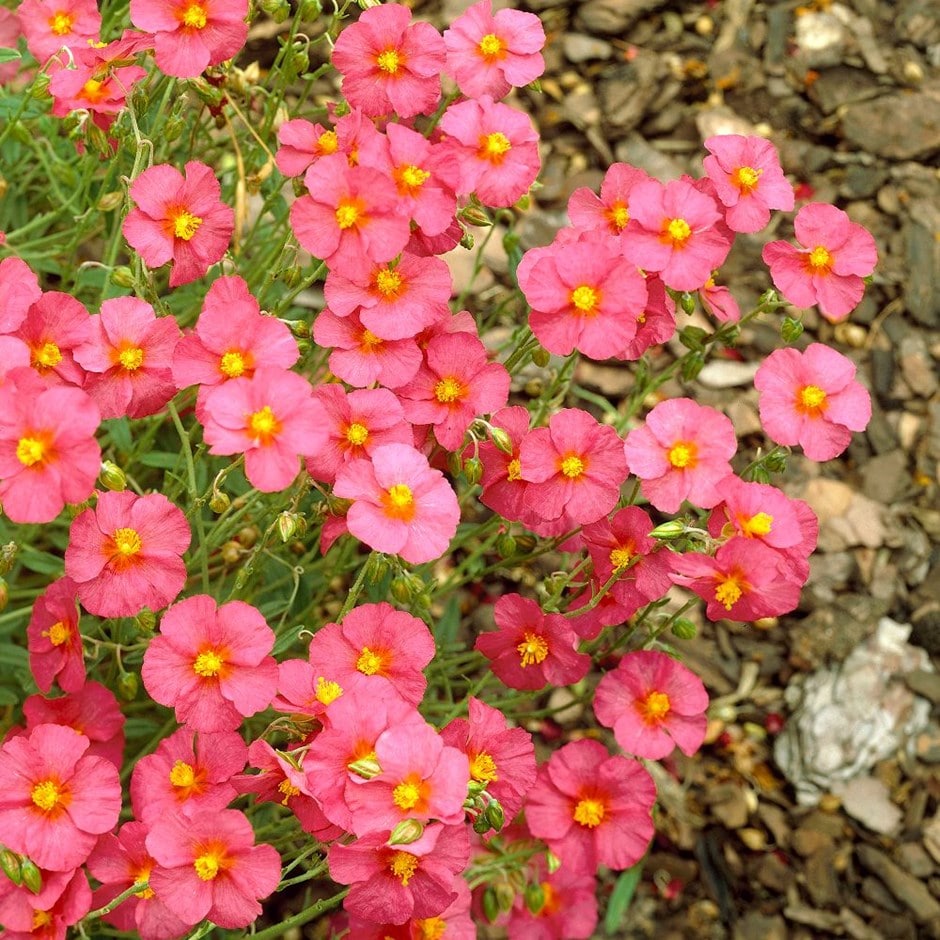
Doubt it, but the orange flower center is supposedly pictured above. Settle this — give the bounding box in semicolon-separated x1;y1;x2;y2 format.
605;201;629;232
318;130;338;154
48;11;74;35
796;384;827;415
133;864;154;899
374;267;404;298
506;457;522;481
732;165;761;194
356;645;386;675
335;199;364;230
169;760;197;788
478;132;512;163
112;527;142;556
316;675;343;705
32;340;62;369
248;405;281;444
193;648;224;677
714;576;743;611
663;217;692;247
31;778;66;813
42;620;70;646
434;376;464;403
478;33;505;60
806;245;833;272
181;1;208;28
166;207;202;240
382;483;415;522
469;751;499;784
392;775;427;811
118;346;145;371
395;163;431;195
516;631;548;667
573;796;606;828
220;350;248;378
193;847;225;881
667;440;697;469
609;546;633;569
639;689;671;724
376;48;402;74
346;422;369;446
741;511;773;537
16;436;47;467
82;78;109;103
415;917;447;940
570;284;600;315
559;453;585;479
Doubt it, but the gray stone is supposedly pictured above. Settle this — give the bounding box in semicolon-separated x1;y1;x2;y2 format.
842;88;940;160
861;449;909;503
562;33;613;63
577;0;666;34
904;220;940;327
808;66;881;115
856;845;940;922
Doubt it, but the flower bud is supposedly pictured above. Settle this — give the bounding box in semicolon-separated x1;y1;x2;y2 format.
221;541;243;565
348;757;382;779
497;533;517;558
280;264;303;288
0;849;22;885
482;887;500;923
678;325;707;352
484;798;505;832
681;351;705;382
472;812;491;834
298;0;320;17
459;230;474;251
388;819;424;846
0;542;16;575
162;116;185;142
460;204;491;227
679;292;696;315
524;881;546;915
531;346;551;368
750;467;771;484
649;519;686;539
99;460;127;492
780;316;804;343
494;881;515;913
97;191;124;212
390;575;414;604
117;671;139;701
489;426;513;454
20;858;42;894
463;456;483;486
277;511;300;543
546;850;562;874
0;578;7;614
110;266;135;289
209;491;231;513
763;450;788;473
670;618;698;640
134;609;156;633
30;74;50;98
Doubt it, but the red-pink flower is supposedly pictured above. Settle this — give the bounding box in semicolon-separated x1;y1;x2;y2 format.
142;594;278;732
699;272;741;323
27;577;84;694
506;860;598;940
754;343;871;461
519;408;627;526
440;697;537;822
705;476;804;550
0;337;29;389
329;823;470;925
478;405;534;526
567;162;649;242
0;723;122;871
18;0;100;63
443;0;545;99
347;881;474;940
65;490;190;618
73;297;180;419
123;161;235;288
14;291;91;387
624;176;733;291
275;117;341;177
671;537;803;622
331;3;446;118
617;273;677;360
333;443;460;565
475;593;589;691
762;202;877;321
0;866;91;940
525;739;656;874
623;397;736;513
146;809;281;929
129;0;248;78
308;602;436;707
439;96;540;208
201;366;325;492
0;257;41;333
702;134;794;233
0;366;100;525
594;650;709;760
49;48;146;118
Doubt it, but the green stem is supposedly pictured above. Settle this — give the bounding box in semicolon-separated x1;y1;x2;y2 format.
250;888;348;940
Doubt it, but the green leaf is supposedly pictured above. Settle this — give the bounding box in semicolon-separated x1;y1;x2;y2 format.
0;48;21;64
604;861;644;935
433;594;461;646
18;546;64;576
139;452;182;469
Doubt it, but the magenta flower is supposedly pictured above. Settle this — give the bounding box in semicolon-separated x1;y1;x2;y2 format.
705;475;805;550
347;881;474;940
623;397;736;513
443;0;545;100
478;405;534;526
146;809;281;929
123;161;235;288
142;594;278;732
702;134;794;233
333;443;460;565
525;739;656;874
567;162;649;242
762;203;877;321
0;256;41;333
0;866;91;940
754;343;871;461
475;593;589;691
27;577;84;694
275;117;340;177
331;3;446;118
17;0;100;62
594;650;709;760
65;490;190;618
0;723;122;871
15;290;91;387
506;860;598;940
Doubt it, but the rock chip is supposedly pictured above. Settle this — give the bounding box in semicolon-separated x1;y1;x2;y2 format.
577;0;667;34
856;844;940;922
562;33;613;63
842;87;940;160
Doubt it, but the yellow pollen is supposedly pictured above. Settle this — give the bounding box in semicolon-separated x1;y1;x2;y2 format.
383;483;415;522
715;578;743;611
559;454;585;478
607;202;629;231
33;341;62;369
335;201;362;230
478;33;505;59
49;11;74;35
169;760;197;788
506;458;522;481
278;778;301;804
346;422;369;446
415;917;447;940
316;676;343;705
169;208;202;241
118;346;144;371
356;646;385;675
798;384;827;413
570;284;600;314
220;350;247;378
31;779;63;812
480;132;512;162
374;267;404;298
517;631;548;667
665;217;692;246
389;850;419;886
193;649;224;678
42;621;70;646
807;245;832;270
392;779;422;811
398;163;430;192
573;797;605;828
318;130;338;154
376;48;402;74
470;751;499;784
434;376;464;403
248;405;280;443
16;437;46;467
133;865;154;899
181;1;207;28
642;690;671;722
194;852;221;881
667;441;696;469
743;512;773;537
33;911;54;929
732;165;761;193
609;546;633;569
361;329;383;348
113;527;142;556
82;78;107;102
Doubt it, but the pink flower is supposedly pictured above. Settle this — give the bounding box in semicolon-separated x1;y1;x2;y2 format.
705;476;805;550
0;723;121;871
333;443;460;565
275;117;340;177
146;809;281;929
443;0;545;100
331;3;446;118
201;366;326;492
18;0;100;63
397;332;510;451
0;368;100;524
623;397;736;513
478;405;534;525
15;290;91;387
594;650;709;760
73;297;180;419
506;860;598;940
142;594;278;732
347;881;474;940
329;823;470;925
475;593;589;691
702;134;794;233
440;696;537;822
617;273;676;360
753;343;871;461
0;337;30;387
49;49;146;118
308;602;436;706
0;867;91;940
762;202;877;321
519;408;628;526
567;162;649;242
290;154;412;269
129;0;248;78
0;257;41;333
27;577;84;694
129;726;248;824
525;739;656;874
123;161;234;288
624;176;733;291
65;490;189;618
439;96;540;207
671;537;803;622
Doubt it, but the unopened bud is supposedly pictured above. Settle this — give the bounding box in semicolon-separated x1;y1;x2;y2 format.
259;0;290;19
546;850;562;874
679;292;696;315
347;757;381;779
277;511;300;543
489;426;513;454
460;204;491;227
20;858;41;894
209;491;230;513
0;542;16;574
524;881;546;915
497;533;517;558
97;191;124;212
163;116;185;142
117;671;139;701
494;882;515;913
750;467;771;483
368;553;391;582
459;229;474;251
763;450;788;473
681;351;705;382
780;316;803;344
280;264;303;288
515;193;531;211
280;318;309;338
0;849;22;885
298;0;320;18
463;456;483;485
390;575;414;604
671;618;698;640
679;325;707;352
388;819;424;846
448;451;463;478
221;540;242;565
134;609;156;633
484;798;505;832
110;266;135;289
99;461;127;492
30;74;50;98
482;887;500;923
189;78;223;108
291;46;310;74
86;121;111;157
472;812;491;834
649;519;686;539
531;346;551;368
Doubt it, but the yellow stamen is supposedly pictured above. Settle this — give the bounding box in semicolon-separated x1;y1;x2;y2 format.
389;850;419;886
278;778;301;804
346;422;369;446
33;911;54;929
516;631;548;667
168;208;202;241
193;649;224;678
360;329;383;349
374;267;404;298
715;578;742;611
82;78;108;103
220;350;247;378
169;760;197;788
478;33;505;60
318;130;338;154
797;384;827;414
609;546;633;569
316;676;343;705
479;132;512;163
570;284;600;315
335;200;363;230
112;527;142;556
181;1;207;29
33;341;62;369
559;454;585;478
376;48;401;74
42;621;70;646
606;201;629;231
664;217;692;246
133;865;154;899
48;11;74;35
118;346;144;371
573;797;605;828
732;165;761;193
470;751;499;784
506;458;522;481
31;779;63;813
396;163;431;194
807;245;832;271
434;377;464;403
742;512;773;537
383;483;415;522
392;778;423;811
356;646;385;676
248;405;280;444
194;851;222;881
641;690;671;722
667;441;696;469
415;917;447;940
16;437;46;467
